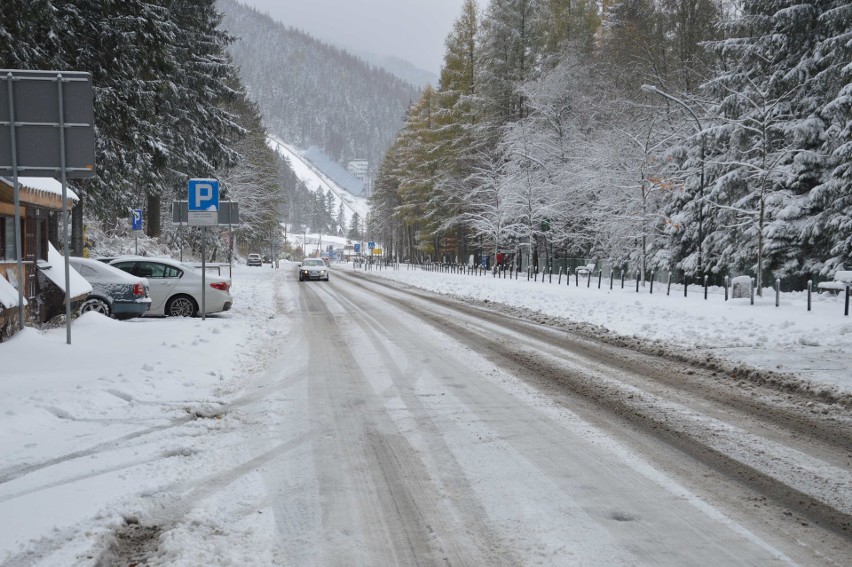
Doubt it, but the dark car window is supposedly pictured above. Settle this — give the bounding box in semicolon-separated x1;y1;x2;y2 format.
111;261;136;275
138;262;182;279
112;261;182;279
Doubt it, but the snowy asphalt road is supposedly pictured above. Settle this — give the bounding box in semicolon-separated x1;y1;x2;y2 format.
202;266;847;565
4;263;848;566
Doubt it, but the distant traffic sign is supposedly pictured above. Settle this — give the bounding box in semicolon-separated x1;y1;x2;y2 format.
187;178;219;226
131;209;143;231
354;243;361;253
368;241;375;250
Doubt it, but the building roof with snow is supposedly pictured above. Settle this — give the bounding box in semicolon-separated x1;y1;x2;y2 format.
0;176;78;210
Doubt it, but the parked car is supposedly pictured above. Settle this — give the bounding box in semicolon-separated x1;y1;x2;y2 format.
247;253;262;267
109;256;232;317
299;258;330;282
68;256;152;319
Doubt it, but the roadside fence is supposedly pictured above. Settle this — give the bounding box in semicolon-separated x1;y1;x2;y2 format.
352;259;851;317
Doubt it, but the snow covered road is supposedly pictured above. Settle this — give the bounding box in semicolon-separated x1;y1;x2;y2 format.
1;263;849;565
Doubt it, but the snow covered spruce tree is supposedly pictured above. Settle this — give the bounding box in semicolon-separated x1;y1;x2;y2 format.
473;0;540;151
799;2;852;276
143;0;242;239
2;0;176;250
1;1;244;251
699;0;851;292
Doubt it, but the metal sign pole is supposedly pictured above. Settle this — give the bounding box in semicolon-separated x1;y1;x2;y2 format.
57;74;72;345
201;227;206;321
6;72;24;330
180;197;185;261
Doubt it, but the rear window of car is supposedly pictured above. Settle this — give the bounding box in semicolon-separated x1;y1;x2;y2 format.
77;264;98;277
111;261;135;274
139;262;181;278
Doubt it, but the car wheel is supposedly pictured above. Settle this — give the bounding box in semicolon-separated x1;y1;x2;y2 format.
80;297;110;317
165;295;198;317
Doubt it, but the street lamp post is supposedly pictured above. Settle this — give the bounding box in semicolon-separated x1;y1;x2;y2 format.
641;84;705;276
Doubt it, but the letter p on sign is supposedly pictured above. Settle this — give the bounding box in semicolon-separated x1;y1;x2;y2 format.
188;178;219;212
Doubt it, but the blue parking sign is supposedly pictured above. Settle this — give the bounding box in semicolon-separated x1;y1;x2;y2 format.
131;209;143;231
354;243;361;253
188;178;219;211
187;178;219;226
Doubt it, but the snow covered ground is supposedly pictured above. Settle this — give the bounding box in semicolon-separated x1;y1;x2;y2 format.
0;261;848;564
357;263;852;395
0;265;292;565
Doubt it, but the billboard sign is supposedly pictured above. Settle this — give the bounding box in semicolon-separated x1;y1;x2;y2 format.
172;200;238;225
0;69;96;178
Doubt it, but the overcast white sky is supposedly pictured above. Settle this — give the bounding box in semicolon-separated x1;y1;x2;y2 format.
235;0;468;76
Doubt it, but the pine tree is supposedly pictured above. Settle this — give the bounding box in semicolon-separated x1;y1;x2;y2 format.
534;0;599;69
474;0;539;148
144;0;242;237
799;1;852;274
436;0;480;168
700;0;848;289
348;212;363;241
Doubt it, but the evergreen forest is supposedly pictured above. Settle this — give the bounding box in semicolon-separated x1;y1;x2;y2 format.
370;0;851;290
0;0;367;259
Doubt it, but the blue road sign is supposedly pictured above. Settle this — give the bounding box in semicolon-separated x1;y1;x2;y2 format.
188;178;219;211
354;243;361;253
131;209;143;231
368;241;375;250
187;178;219;226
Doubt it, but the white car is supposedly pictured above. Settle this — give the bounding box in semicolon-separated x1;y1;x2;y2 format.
299;258;330;281
68;256;152;319
109;256;232;317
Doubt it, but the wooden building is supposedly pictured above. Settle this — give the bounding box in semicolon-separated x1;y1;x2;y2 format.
0;177;83;340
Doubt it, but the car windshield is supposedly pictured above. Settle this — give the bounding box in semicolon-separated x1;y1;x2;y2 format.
303;259;325;266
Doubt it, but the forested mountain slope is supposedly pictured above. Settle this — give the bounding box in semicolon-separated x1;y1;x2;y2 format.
217;0;421;170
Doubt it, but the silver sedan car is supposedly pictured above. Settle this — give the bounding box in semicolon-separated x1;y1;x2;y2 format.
68;256;152;319
109;256;232;317
299;258;330;282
